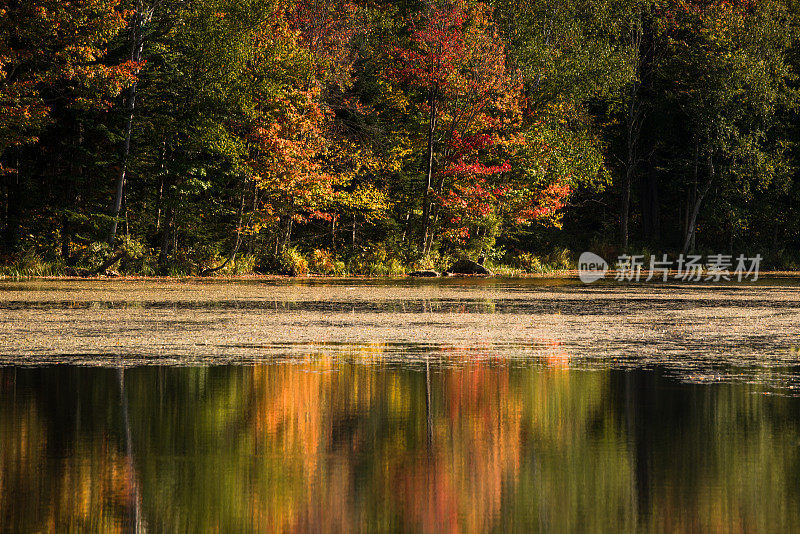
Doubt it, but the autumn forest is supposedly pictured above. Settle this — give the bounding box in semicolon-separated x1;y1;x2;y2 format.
2;0;799;276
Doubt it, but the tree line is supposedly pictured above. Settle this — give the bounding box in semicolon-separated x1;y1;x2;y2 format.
1;0;799;275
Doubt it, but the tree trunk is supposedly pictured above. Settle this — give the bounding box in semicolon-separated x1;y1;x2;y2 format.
95;249;129;275
62;122;84;263
248;182;258;255
123;194;130;239
620;13;645;253
641;163;659;243
279;215;293;251
683;187;693;246
621;167;632;253
155;141;166;231
682;154;714;255
421;91;437;251
425;151;453;255
621;95;643;253
201;184;246;276
648;166;659;242
61;178;72;261
4;150;21;254
426;210;440;255
109;3;147;246
158;207;174;270
771;220;782;255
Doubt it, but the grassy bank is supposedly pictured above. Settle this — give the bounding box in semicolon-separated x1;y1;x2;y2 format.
3;243;800;280
0;245;578;279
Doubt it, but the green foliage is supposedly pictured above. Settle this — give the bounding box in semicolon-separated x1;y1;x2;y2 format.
346;245;406;276
75;241;113;272
308;249;346;276
515;252;546;274
545;247;574;270
279;247;309;277
231;255;257;275
0;250;64;278
513;247;574;273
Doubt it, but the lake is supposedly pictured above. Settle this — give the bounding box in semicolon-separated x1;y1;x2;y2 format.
2;278;800;532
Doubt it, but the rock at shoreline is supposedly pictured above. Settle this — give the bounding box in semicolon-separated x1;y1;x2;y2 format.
408;270;440;277
447;259;492;275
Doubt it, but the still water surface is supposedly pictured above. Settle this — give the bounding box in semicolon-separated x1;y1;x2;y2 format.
2;279;800;532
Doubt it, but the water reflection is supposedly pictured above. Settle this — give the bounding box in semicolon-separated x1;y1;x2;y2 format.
2;360;799;532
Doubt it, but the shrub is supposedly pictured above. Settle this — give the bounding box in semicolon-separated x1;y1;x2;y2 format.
117;235;147;260
81;241;113;272
233;254;257;275
165;252;196;277
411;250;446;272
545;247;573;270
346;245;405;276
0;250;64;278
369;257;405;276
309;249;337;275
280;246;309;276
515;252;546;273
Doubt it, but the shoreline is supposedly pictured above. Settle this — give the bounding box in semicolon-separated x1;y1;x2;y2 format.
3;270;800;282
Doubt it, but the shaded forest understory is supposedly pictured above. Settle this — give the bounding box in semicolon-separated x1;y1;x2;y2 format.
2;0;800;276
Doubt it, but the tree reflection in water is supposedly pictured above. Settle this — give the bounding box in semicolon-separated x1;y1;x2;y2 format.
1;352;799;532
